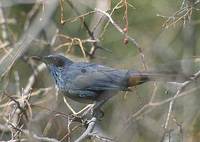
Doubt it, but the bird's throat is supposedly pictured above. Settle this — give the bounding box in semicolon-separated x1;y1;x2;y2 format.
49;66;65;90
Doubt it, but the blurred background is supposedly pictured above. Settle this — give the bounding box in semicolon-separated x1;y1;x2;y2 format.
0;0;200;141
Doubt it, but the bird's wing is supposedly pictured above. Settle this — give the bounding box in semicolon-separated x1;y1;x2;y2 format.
66;63;128;92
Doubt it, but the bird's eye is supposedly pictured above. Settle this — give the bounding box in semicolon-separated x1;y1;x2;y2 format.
54;58;64;67
81;68;86;73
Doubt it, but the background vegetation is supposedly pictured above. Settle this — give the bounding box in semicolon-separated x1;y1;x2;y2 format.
0;0;200;141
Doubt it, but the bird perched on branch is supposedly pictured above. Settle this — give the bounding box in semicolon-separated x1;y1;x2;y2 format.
32;55;186;110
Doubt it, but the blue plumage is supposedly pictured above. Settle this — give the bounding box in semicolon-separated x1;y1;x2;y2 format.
43;55;132;103
41;55;177;103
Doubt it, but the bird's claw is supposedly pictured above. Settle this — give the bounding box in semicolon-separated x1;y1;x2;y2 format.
93;109;104;120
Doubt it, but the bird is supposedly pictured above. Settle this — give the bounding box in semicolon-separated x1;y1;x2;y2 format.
31;55;186;111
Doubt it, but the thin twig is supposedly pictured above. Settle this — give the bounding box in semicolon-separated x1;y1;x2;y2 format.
23;63;46;95
64;0;107;57
128;69;200;122
95;8;147;70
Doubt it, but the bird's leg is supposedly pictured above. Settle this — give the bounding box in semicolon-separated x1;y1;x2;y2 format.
91;100;108;119
93;100;106;110
93;108;104;119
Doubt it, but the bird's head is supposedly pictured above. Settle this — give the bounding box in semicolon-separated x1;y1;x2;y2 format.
31;55;73;88
31;54;73;69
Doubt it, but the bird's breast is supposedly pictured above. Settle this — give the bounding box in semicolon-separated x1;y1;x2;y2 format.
50;69;66;90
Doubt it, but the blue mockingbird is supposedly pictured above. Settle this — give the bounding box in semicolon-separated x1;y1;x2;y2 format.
32;55;186;111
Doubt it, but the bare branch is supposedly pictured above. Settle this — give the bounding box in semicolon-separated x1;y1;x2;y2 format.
23;63;46;95
95;8;147;70
75;117;96;142
0;0;58;79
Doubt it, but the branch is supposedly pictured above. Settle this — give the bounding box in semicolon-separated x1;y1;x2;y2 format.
163;69;200;130
63;0;108;58
95;8;147;70
24;130;60;142
23;63;46;95
95;8;139;48
0;0;58;79
128;69;200;121
75;117;96;142
89;133;115;142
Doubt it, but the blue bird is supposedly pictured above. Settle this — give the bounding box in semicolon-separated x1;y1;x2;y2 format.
32;55;185;109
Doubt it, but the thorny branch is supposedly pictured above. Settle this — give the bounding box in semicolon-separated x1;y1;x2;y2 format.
8;122;60;142
0;0;58;79
128;69;200;121
158;0;200;28
106;69;200;141
62;97;114;141
74;116;114;142
0;58;52;141
100;0;135;39
95;9;138;47
95;8;147;70
59;0;108;58
122;70;200;141
54;34;99;59
161;69;200;141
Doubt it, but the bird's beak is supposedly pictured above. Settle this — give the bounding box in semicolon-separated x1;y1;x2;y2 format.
31;56;50;64
41;56;51;64
31;56;42;61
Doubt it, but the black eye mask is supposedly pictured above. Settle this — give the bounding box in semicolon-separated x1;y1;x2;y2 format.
54;58;65;67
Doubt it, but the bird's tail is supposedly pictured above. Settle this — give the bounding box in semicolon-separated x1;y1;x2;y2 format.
127;71;189;87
